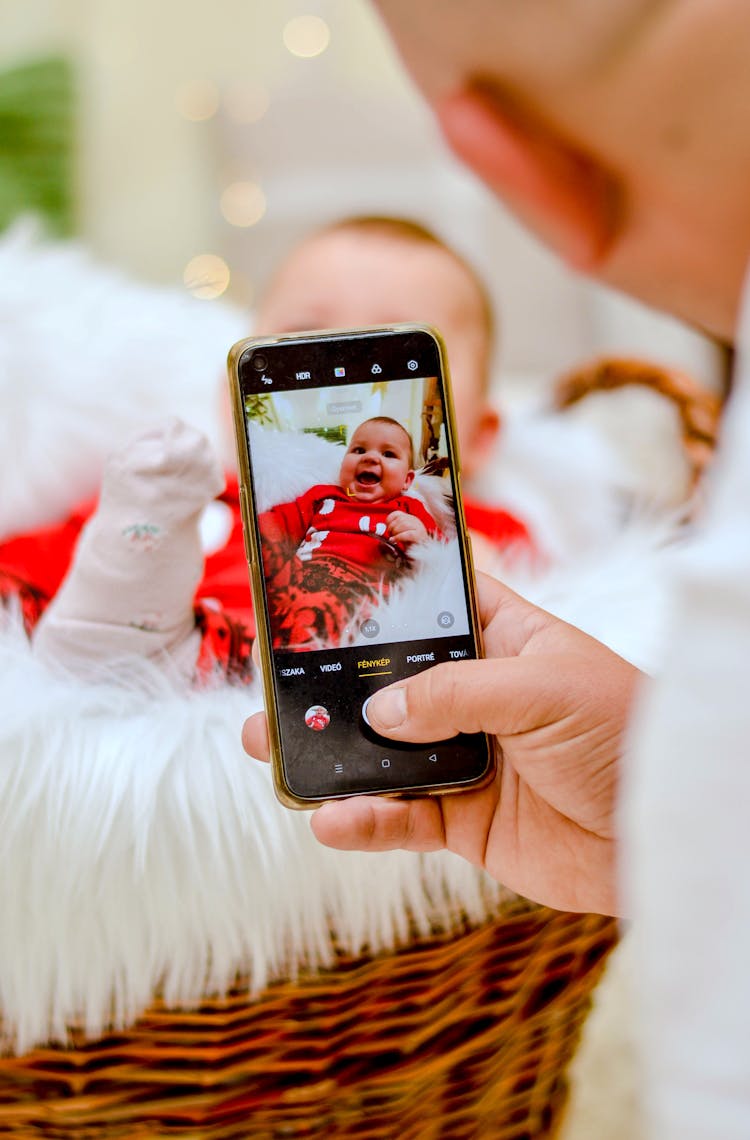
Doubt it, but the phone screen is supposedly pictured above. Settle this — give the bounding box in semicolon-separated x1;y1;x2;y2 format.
233;326;492;804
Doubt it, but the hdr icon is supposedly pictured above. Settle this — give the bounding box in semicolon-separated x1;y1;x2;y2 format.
296;370;311;380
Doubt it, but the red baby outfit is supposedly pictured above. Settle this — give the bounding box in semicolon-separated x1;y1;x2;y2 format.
260;485;438;580
463;497;532;551
258;485;439;650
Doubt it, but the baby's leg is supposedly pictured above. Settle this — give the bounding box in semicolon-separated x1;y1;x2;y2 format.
33;418;225;680
268;557;373;649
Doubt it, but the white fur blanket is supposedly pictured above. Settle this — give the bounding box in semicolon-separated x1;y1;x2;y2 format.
0;225;680;1053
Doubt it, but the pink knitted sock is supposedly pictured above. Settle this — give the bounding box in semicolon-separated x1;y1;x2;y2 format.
33;418;225;679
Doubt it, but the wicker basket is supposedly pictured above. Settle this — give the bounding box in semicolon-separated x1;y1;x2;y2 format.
553;354;722;492
0;903;616;1139
0;355;722;1138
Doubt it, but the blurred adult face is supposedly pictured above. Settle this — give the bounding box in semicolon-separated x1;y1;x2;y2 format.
373;0;750;341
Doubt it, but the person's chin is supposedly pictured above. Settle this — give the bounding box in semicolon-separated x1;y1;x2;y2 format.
351;483;384;502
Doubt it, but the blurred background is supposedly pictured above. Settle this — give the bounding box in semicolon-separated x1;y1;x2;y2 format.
2;0;725;407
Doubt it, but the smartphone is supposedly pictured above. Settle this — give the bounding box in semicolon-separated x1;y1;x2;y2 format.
228;323;494;808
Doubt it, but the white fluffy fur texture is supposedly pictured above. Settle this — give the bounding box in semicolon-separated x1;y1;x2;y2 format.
0;220;246;539
250;424;342;513
0;610;502;1052
0;227;678;1058
471;402;633;565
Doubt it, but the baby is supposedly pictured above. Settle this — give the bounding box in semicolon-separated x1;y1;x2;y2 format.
10;216;529;682
252;215;501;490
259;416;440;650
251;216;531;567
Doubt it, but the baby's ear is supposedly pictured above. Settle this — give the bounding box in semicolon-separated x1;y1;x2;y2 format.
462;406;501;481
403;469;416;491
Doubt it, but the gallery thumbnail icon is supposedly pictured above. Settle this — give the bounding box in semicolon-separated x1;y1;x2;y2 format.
305;704;330;731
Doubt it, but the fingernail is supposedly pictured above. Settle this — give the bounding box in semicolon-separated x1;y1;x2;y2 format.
369;686;407;730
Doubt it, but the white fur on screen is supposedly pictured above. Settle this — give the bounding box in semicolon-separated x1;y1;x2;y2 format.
0;227;673;1081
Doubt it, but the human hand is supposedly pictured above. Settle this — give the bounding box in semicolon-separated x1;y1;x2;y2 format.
243;572;641;915
386;510;428;547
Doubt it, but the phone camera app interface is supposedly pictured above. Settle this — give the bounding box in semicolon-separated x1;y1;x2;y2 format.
243;334;487;799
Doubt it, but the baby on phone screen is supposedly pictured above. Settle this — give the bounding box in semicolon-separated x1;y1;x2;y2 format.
259;416;441;651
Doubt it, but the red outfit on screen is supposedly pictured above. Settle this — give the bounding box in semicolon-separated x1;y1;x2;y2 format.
258;484;440;651
259;484;439;584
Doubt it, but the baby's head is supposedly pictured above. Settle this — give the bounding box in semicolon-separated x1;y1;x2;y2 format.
255;216;500;481
338;417;414;504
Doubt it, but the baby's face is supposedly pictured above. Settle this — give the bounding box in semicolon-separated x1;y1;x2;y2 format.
255;230;492;470
339;421;414;503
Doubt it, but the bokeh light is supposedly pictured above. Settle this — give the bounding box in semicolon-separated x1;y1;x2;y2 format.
174;79;220;122
282;15;331;58
220;181;267;228
224;81;271;124
183;254;231;300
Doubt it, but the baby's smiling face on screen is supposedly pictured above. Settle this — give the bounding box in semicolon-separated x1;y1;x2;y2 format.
338;419;414;504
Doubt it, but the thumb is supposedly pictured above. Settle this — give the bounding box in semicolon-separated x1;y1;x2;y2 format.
365;655;561;743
